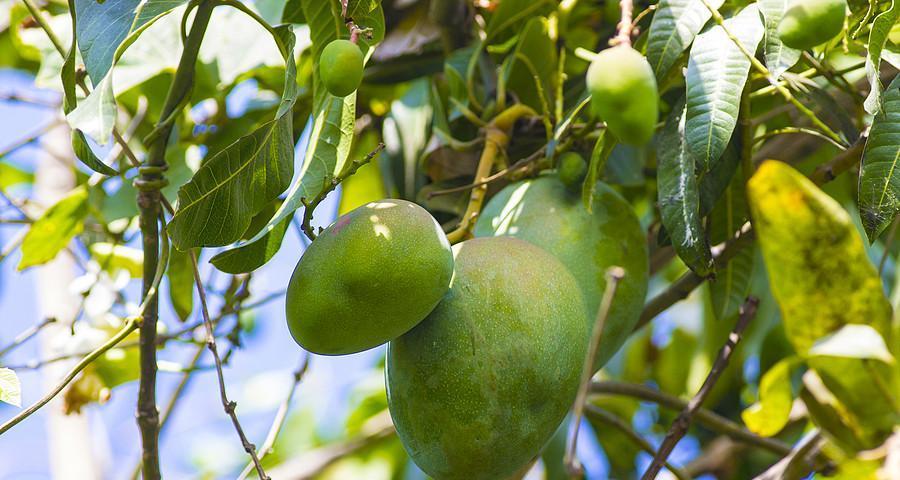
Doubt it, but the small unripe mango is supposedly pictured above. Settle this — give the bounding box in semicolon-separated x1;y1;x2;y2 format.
319;39;364;97
557;152;588;188
285;199;453;355
778;0;846;50
387;237;588;480
586;46;658;145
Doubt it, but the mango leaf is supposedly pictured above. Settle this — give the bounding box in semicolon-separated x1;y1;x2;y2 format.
502;16;556;115
209;202;294;274
747;161;893;354
582;129;617;212
484;0;555;43
685;4;763;171
801;370;875;453
807;326;899;451
167;26;298;249
708;172;755;320
864;0;900;115
0;162;33;188
18;186;89;270
74;0;188;85
657;100;713;276
222;0;384;262
0;368;21;407
858;75;900;242
742;357;796;437
338;132;387;215
167;246;194;321
757;0;801;79
645;0;724;81
66;0;186;145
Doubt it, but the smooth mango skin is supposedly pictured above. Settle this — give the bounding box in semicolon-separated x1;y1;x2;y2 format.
285;199;453;355
386;237;588;480
586;46;658;145
557;152;588;188
319;39;364;97
778;0;846;49
474;175;649;370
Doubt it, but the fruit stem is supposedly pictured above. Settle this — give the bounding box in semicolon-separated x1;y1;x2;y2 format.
611;0;634;47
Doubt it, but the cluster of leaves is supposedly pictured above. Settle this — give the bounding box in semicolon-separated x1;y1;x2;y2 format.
0;0;899;478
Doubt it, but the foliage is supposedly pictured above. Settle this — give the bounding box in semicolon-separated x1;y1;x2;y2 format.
0;0;899;478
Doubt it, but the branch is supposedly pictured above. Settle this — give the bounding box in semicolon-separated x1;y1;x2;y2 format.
301;143;385;241
611;0;635;47
583;406;691;480
0;319;138;435
189;251;269;480
237;355;310;480
753;431;826;480
0;317;56;358
640;296;759;480
590;380;793;456
565;267;625;476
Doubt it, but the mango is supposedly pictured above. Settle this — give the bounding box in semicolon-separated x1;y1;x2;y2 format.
474;174;648;370
319;39;364;97
285;199;453;355
557;152;588;188
386;237;588;480
778;0;846;50
586;46;658;145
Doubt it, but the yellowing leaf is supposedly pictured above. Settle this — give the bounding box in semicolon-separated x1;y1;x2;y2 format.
742;357;796;437
0;368;21;408
18;186;89;270
747;161;893;354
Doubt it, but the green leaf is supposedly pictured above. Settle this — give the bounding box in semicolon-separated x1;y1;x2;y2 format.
167;26;299;249
685;4;763;170
864;0;900;115
338;132;387;215
484;0;554;44
657;100;713;276
645;0;724;81
800;370;874;453
18;186;89;270
167;246;194;321
209;202;294;274
502;16;556;115
0;162;33;189
74;0;188;85
859;75;900;242
808;326;899;450
708;171;755;320
758;0;802;79
742;358;796;437
582;129;617;212
282;0;304;23
0;368;21;407
747;161;893;354
226;0;384;261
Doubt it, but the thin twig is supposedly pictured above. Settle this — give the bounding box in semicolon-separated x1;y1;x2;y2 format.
583;406;691;480
590;381;793;456
0;317;56;359
189;251;269;480
611;0;634;47
300;143;385;241
640;296;759;480
565;267;625;476
237;355;310;480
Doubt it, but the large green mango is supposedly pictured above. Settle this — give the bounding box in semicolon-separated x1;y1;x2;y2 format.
386;237;588;480
285;199;453;355
474;175;649;369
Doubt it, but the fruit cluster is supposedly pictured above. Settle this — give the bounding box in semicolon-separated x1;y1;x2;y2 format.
286;173;647;477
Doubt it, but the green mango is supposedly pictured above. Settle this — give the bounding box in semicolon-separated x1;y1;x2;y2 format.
777;0;846;50
319;39;364;97
474;175;649;370
285;199;453;355
557;152;588;188
586;46;658;145
386;237;588;480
